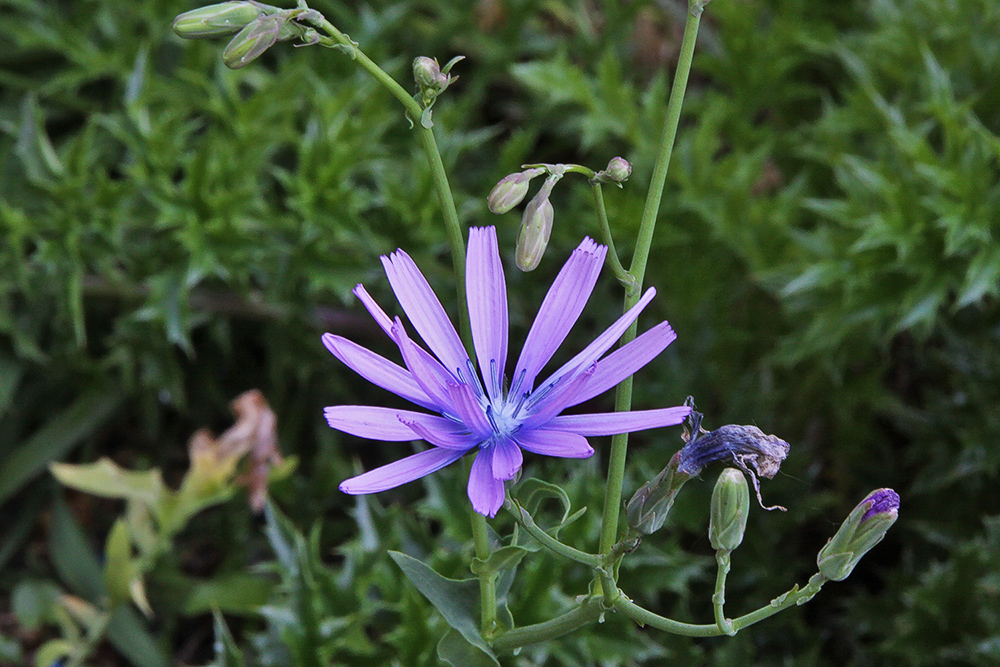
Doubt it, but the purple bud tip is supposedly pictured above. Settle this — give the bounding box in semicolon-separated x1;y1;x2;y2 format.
861;488;899;521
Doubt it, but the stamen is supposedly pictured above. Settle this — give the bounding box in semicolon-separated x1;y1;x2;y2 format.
508;368;527;398
485;404;501;434
525;375;561;410
490;359;501;398
463;358;487;399
509;388;530;420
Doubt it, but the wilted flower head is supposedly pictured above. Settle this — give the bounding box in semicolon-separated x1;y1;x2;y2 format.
324;227;689;516
627;405;790;533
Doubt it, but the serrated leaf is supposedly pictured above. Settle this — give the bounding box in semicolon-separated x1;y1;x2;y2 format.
957;246;1000;308
389;551;498;665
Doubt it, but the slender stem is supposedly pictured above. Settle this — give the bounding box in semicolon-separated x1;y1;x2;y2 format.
505;499;603;569
309;16;422;118
614;596;720;637
614;572;829;637
597;6;702;558
712;550;735;635
470;507;498;637
591;185;637;295
492;599;605;653
730;573;827;630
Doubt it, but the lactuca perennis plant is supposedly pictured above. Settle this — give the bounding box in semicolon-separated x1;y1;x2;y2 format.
172;0;901;661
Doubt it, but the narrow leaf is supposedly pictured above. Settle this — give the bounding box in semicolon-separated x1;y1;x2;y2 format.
0;391;122;506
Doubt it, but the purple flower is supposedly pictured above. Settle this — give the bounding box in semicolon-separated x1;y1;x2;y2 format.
323;226;690;517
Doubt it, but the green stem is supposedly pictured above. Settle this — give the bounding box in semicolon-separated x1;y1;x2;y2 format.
597;6;702;558
614;572;828;637
310;16;423;117
492;599;606;653
470;507;498;637
505;498;603;569
712;550;735;635
591;185;637;295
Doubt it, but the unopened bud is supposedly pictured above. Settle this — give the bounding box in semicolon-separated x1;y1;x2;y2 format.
604;157;632;182
817;488;899;581
709;468;750;552
515;177;557;271
173;2;265;39
487;168;545;214
413;56;446;91
516;200;553;271
222;15;286;69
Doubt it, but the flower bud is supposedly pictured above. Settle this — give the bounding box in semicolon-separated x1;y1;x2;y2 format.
413;56;447;91
817;488;899;581
516;199;553;271
222;15;286;69
515;177;557;271
173;2;264;39
709;468;750;552
604;157;632;183
487;168;545;214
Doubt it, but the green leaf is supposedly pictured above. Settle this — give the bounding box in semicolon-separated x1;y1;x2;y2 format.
16;94;64;184
103;519;136;608
51;458;164;508
181;573;276;616
438;628;499;667
957;246;1000;308
11;580;62;631
106;605;170;667
49;498;168;667
263;501;299;574
49;496;105;602
0;391;122;506
389;551;498;666
33;639;72;667
211;611;245;667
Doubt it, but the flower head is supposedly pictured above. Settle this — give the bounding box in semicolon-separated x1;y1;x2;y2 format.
324;227;689;516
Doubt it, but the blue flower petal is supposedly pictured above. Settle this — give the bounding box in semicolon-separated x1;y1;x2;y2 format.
340;447;466;494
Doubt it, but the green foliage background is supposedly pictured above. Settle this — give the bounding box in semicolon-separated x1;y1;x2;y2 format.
2;0;999;664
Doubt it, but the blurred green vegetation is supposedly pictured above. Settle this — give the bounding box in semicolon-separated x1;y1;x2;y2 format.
1;0;999;664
